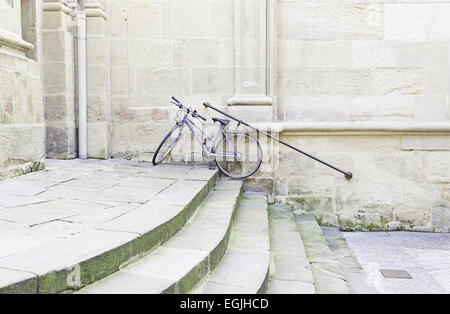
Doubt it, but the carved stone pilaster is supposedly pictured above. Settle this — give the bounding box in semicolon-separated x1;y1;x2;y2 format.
85;0;110;159
228;0;277;122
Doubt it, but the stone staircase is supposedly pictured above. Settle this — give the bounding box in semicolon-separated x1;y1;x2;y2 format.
0;161;372;294
0;161;219;294
267;204;376;294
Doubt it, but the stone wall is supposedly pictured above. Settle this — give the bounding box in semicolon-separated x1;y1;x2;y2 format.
272;0;450;231
98;0;449;231
277;1;449;123
42;0;77;159
104;0;235;162
0;0;45;179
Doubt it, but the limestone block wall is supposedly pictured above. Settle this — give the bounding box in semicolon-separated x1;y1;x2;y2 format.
272;127;450;232
272;0;450;231
277;0;449;123
42;0;77;159
105;0;235;161
0;0;45;179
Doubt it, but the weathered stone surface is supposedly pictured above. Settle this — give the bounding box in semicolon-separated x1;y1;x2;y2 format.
295;213;349;294
344;232;450;294
322;227;378;294
79;180;243;294
0;268;37;294
267;204;315;294
0;199;107;226
0;160;218;293
195;193;270;294
77;272;174;294
267;279;315;294
0;229;140;293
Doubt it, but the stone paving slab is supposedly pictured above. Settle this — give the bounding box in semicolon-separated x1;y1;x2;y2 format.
322;227;378;294
268;279;315;294
204;249;269;290
294;213;349;294
0;159;218;293
0;199;108;226
343;232;450;294
267;204;315;294
77;271;175;294
0;268;37;294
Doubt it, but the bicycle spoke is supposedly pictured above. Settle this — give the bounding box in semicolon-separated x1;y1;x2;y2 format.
215;133;263;179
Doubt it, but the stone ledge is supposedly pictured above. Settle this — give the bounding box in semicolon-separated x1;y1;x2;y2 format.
0;29;33;51
253;122;450;135
43;0;71;15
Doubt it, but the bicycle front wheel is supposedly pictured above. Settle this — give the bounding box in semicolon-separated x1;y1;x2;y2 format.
214;132;263;179
152;123;184;165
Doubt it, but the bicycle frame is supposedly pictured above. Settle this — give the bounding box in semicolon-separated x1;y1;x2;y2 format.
179;112;239;159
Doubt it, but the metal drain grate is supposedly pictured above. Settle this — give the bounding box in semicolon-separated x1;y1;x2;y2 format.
380;269;412;279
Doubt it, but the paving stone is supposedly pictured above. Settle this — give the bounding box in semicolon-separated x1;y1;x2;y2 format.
0;268;37;294
0;229;139;275
344;232;450;294
0;199;107;226
266;279;315;294
271;255;314;283
206;249;270;290
0;220;25;232
294;213;349;294
0;229;141;293
267;204;315;294
193;281;256;294
310;263;349;294
321;226;343;239
322;227;377;294
62;203;140;226
229;231;270;252
77;272;174;294
165;222;228;252
0;195;54;208
0;181;47;196
123;247;209;282
99;203;185;235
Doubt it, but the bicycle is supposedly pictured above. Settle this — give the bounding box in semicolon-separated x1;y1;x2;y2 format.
152;97;263;179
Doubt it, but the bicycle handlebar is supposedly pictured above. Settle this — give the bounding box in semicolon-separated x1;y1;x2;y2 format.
171;96;207;122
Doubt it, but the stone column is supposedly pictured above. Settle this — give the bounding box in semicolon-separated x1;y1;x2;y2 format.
85;0;110;159
228;0;276;122
42;0;77;159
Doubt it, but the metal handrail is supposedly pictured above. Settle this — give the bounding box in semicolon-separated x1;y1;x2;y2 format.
203;102;353;180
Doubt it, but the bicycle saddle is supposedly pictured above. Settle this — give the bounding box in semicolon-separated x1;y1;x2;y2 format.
212;118;230;126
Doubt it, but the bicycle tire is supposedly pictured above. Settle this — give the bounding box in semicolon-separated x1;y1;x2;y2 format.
152;123;184;165
214;132;263;179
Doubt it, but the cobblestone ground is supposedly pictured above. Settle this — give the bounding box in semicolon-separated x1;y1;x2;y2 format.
344;232;450;294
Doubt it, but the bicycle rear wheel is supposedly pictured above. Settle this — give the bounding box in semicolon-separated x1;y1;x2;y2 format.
152;123;184;165
214;132;263;179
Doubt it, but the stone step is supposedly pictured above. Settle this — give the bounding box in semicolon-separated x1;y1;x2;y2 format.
267;204;315;294
321;227;378;294
0;163;218;294
193;193;270;294
77;180;243;294
294;213;350;294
